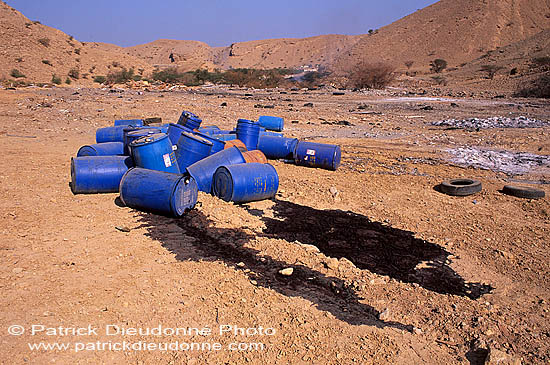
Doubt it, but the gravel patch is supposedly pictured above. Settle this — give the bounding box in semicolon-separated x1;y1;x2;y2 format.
432;116;550;129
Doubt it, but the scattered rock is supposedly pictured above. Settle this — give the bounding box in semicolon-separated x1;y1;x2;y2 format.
254;104;275;109
303;102;314;107
329;186;339;197
486;348;521;365
325;258;339;270
220;102;227;107
279;268;294;276
12;267;23;274
236;262;245;268
115;226;130;233
379;308;390;321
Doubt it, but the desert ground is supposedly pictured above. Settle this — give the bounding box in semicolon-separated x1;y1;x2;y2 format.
0;83;548;365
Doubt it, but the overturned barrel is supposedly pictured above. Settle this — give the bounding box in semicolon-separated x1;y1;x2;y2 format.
175;132;212;172
77;142;125;157
70;156;133;194
96;125;135;143
242;150;268;164
167;123;193;146
177;111;202;131
130;133;180;173
294;141;341;171
214;133;237;141
194;131;226;155
119;168;198;217
114;119;144;127
260;130;284;138
236;119;261;151
213;163;279;203
258;135;298;160
186;146;246;193
258;116;284;132
224;139;247;151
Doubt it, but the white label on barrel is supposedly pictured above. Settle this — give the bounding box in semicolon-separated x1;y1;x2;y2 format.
163;153;172;167
172;145;178;151
306;149;316;156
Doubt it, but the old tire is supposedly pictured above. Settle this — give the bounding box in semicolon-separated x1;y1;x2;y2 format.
502;185;545;199
439;178;482;196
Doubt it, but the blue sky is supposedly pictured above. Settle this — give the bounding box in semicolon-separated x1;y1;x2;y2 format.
6;0;439;47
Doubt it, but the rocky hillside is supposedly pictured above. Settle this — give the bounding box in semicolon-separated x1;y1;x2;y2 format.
0;1;153;85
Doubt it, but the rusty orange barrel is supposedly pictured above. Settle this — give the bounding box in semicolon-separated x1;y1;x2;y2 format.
224;139;247;152
242;150;268;164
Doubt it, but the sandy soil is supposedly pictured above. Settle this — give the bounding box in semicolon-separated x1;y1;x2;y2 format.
0;85;549;364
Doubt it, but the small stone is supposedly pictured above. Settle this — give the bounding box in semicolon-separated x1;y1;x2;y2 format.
12;268;23;274
237;262;245;268
329;187;339;196
220;102;227;107
379;308;390;321
486;348;521;365
279;268;294;276
413;327;422;334
115;226;130;232
325;258;339;270
250;280;257;285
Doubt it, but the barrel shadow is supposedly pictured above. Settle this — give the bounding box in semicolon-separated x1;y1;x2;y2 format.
135;210;413;330
249;199;492;299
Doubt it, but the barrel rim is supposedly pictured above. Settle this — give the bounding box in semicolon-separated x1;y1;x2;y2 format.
129;132;169;147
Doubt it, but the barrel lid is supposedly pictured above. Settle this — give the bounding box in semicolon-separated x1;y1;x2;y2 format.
180;131;213;146
129;132;168;146
127;128;159;137
194;131;225;146
332;145;342;170
213;166;233;202
172;175;199;216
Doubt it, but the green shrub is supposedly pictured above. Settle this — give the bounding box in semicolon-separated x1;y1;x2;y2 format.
68;68;80;79
93;75;106;84
348;62;395;89
51;74;61;85
38;38;50;47
65;77;71;85
106;68;135;84
430;59;447;73
10;69;26;78
74;48;81;55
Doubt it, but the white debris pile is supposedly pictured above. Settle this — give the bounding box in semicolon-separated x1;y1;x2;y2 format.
447;147;550;175
432;116;550;129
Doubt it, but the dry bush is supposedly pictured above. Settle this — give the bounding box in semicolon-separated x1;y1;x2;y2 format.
38;38;50;47
430;59;447;73
515;73;550;98
348;62;396;89
480;65;503;79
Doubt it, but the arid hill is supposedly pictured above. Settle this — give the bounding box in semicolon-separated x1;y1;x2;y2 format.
0;1;153;85
332;0;550;73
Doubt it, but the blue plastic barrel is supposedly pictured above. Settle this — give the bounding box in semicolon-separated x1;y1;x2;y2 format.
175;132;213;171
167;123;192;146
130;133;180;173
212;163;279;203
260;131;284;137
158;125;169;134
236;119;261;151
294;141;341;171
115;119;144;127
70;156;133;194
197;126;221;134
258;116;284;132
119;168;198;217
77;142;125;157
209;129;233;135
177;111;202;130
186;146;246;193
124;128;161;155
213;133;237;141
194;131;226;155
96;125;137;143
258;135;298;160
